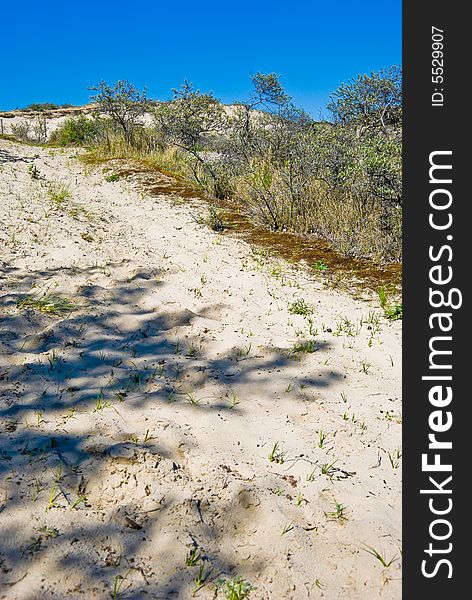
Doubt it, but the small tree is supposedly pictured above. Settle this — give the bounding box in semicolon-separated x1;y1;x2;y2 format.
224;74;318;230
233;72;309;143
248;72;291;113
327;66;402;206
89;80;148;144
153;80;227;189
360;131;402;204
327;66;402;130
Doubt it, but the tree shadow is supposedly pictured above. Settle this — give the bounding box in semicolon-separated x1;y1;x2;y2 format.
0;262;341;597
0;147;34;165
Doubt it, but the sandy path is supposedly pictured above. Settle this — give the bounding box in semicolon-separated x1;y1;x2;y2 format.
0;140;401;599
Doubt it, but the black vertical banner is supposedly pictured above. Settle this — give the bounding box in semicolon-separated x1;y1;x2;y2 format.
403;2;467;598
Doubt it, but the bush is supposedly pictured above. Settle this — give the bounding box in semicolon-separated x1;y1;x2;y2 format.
10;121;31;142
153;81;228;193
18;103;74;112
78;70;402;263
49;115;99;146
89;80;148;144
11;116;47;143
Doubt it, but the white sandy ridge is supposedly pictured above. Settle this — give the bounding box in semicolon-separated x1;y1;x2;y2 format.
0;139;401;599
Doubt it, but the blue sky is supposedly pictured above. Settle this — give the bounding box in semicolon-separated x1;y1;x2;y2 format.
1;0;401;117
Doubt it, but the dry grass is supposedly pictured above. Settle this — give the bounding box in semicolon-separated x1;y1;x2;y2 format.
80;131;401;262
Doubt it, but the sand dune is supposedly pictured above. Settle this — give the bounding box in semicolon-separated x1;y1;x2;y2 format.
0;139;401;599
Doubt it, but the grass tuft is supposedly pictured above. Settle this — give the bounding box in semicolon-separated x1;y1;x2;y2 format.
16;293;76;316
288;298;314;316
291;339;317;354
216;576;254;600
268;441;286;464
378;285;402;320
48;182;72;204
361;543;399;567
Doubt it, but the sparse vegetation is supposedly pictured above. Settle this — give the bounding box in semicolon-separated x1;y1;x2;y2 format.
11;115;48;143
16;293;76;315
1;58;402;599
378;285;402;320
268;441;286;464
291;339;317;354
288;298;314;316
11;121;31;142
49;114;99;146
65;67;402;262
326;500;348;523
361;543;399;568
48;181;72;204
8;68;402;261
216;576;254;600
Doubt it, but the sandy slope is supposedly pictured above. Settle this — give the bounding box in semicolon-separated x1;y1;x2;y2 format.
0;140;401;599
0;104;256;141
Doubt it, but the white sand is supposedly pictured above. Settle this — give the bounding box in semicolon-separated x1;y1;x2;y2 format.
0;139;401;599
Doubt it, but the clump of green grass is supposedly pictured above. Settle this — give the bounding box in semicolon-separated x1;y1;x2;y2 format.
384;303;402;320
216;576;254;600
45;482;59;511
105;173;120;182
318;430;326;448
112;573;129;600
71;494;87;510
378;286;402;320
16;293;76;316
361;543;399;567
193;563;212;596
186;546;204;567
183;391;202;406
288;298;314;316
206;206;225;231
94;388;112;412
28;164;40;179
387;447;402;469
320;460;337;476
268;441;286;464
326;500;348;522
237;343;252;358
333;316;358;337
312;259;329;272
360;360;372;374
48;182;72;204
281;522;294;535
291;339;317;354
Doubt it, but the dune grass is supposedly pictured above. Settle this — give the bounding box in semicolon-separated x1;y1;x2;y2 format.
16;293;76;316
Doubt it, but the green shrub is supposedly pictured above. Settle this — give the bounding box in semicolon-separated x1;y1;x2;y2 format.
80;70;402;263
49;115;99;146
18;102;74;112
